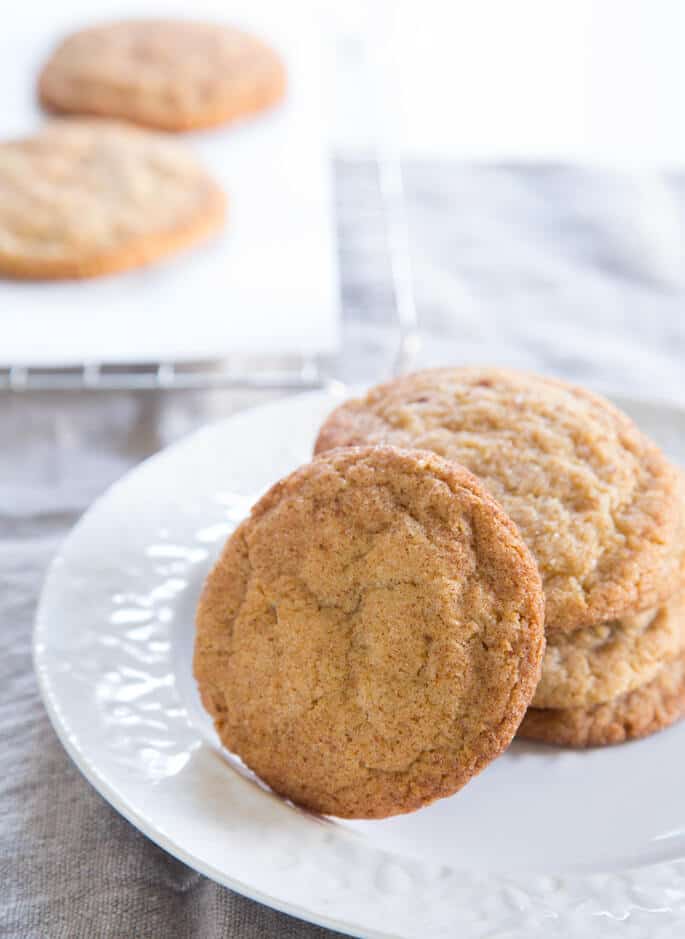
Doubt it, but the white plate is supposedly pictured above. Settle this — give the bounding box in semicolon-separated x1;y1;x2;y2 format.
34;389;685;938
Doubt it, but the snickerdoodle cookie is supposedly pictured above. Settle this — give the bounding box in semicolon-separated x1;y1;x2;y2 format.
533;586;685;709
0;121;225;280
315;368;685;632
39;20;286;131
519;650;685;747
194;446;545;818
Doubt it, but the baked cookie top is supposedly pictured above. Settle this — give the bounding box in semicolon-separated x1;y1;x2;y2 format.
194;446;544;818
0;120;225;280
315;368;685;631
39;20;286;131
533;586;685;709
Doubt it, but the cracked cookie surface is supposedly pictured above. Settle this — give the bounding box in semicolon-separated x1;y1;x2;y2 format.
315;368;685;632
39;20;286;131
520;650;685;746
0;120;225;280
533;586;685;708
194;446;545;818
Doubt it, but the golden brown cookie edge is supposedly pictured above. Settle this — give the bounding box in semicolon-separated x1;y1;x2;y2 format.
518;650;685;747
532;584;685;709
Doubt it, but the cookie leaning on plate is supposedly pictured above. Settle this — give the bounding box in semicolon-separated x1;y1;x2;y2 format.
0;121;225;280
39;20;286;132
314;368;685;633
194;446;545;818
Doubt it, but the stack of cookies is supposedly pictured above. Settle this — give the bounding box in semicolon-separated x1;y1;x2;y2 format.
194;368;685;819
315;369;685;748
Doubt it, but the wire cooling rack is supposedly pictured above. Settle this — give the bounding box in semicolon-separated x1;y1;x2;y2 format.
0;360;331;393
0;14;418;394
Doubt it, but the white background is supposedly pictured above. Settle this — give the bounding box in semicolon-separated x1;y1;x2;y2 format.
333;0;685;168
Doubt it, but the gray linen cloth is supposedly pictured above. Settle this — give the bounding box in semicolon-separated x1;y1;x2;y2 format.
4;162;685;939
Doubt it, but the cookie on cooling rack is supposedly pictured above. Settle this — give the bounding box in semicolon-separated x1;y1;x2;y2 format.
0;120;225;280
39;20;286;131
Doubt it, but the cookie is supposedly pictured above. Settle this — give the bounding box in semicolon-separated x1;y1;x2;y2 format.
533;586;685;709
315;368;685;632
39;20;286;132
0;121;225;280
519;651;685;747
194;446;545;818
